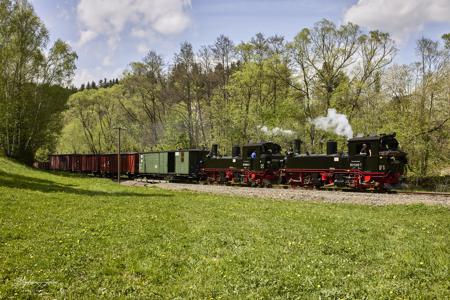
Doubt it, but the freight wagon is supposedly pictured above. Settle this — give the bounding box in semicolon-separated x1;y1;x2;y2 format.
48;153;139;178
139;150;209;180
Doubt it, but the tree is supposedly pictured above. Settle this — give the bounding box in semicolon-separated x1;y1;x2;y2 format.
197;45;219;143
170;42;197;147
442;33;450;49
286;19;395;147
55;28;449;177
0;0;77;163
211;35;234;103
412;37;450;176
121;50;167;148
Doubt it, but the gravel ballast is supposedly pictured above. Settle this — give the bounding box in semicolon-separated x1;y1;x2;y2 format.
122;181;450;206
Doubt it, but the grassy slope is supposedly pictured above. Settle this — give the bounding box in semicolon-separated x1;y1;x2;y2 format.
0;157;449;299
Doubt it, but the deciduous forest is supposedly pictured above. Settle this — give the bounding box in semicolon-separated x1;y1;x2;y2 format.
1;0;449;177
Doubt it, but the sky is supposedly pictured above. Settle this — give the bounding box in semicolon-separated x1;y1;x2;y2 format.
29;0;450;87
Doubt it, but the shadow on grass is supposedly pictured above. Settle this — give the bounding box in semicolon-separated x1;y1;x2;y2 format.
41;170;92;178
38;170;132;182
0;170;172;198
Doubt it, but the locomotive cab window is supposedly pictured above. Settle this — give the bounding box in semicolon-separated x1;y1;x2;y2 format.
246;149;258;158
358;144;372;156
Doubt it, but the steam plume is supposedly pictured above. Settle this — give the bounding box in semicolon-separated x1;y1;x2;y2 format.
312;109;353;139
258;125;295;137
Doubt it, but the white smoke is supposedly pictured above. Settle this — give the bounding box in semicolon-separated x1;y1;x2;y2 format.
312;109;354;139
258;125;295;137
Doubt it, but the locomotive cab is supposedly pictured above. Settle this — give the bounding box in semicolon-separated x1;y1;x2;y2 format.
242;142;283;171
347;135;382;172
378;134;408;177
348;133;408;186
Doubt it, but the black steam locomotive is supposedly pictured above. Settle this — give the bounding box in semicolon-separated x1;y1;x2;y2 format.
202;133;407;191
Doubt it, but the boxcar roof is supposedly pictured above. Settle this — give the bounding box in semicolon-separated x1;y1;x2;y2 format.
139;149;208;154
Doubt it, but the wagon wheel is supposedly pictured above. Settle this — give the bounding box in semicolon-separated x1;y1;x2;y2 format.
263;179;272;188
277;176;285;185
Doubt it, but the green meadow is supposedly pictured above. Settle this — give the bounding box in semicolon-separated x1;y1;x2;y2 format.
0;156;449;299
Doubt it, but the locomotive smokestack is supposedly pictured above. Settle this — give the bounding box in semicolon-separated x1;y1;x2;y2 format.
327;140;338;155
232;145;241;157
211;144;218;157
293;139;302;154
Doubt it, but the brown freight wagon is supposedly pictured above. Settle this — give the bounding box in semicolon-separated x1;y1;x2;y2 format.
81;154;99;174
121;153;139;177
49;154;66;171
56;154;72;171
62;155;73;171
71;154;82;172
33;161;50;170
48;153;138;178
98;154;113;176
98;153;139;178
49;155;60;170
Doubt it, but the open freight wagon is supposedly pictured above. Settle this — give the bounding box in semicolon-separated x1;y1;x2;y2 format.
48;153;139;178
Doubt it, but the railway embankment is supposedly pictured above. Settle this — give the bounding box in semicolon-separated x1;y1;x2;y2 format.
123;181;450;206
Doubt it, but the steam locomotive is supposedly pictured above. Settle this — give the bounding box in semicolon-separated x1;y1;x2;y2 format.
45;133;407;191
203;133;407;191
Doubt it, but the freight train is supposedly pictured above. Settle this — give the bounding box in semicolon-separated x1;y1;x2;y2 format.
42;133;408;191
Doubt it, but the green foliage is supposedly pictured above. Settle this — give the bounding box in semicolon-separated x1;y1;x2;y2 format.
442;33;450;49
0;0;77;163
0;156;449;298
57;21;449;175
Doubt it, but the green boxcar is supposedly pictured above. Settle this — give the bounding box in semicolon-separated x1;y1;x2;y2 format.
139;152;163;174
139;151;176;175
139;152;155;174
175;150;209;176
139;150;207;177
159;152;168;174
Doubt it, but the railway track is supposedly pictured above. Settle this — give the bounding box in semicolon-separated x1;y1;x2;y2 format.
128;181;449;206
132;178;450;198
393;190;450;197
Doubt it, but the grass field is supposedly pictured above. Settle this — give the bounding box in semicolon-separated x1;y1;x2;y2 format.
0;157;449;299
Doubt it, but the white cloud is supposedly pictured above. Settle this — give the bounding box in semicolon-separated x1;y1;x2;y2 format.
76;0;191;46
344;0;450;43
137;43;149;55
102;55;113;67
74;68;98;86
131;28;149;39
78;30;98;47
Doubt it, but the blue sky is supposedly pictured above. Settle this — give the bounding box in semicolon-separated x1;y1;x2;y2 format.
29;0;450;86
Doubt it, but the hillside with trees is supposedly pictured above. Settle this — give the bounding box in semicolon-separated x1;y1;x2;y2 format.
0;0;448;177
58;21;449;177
